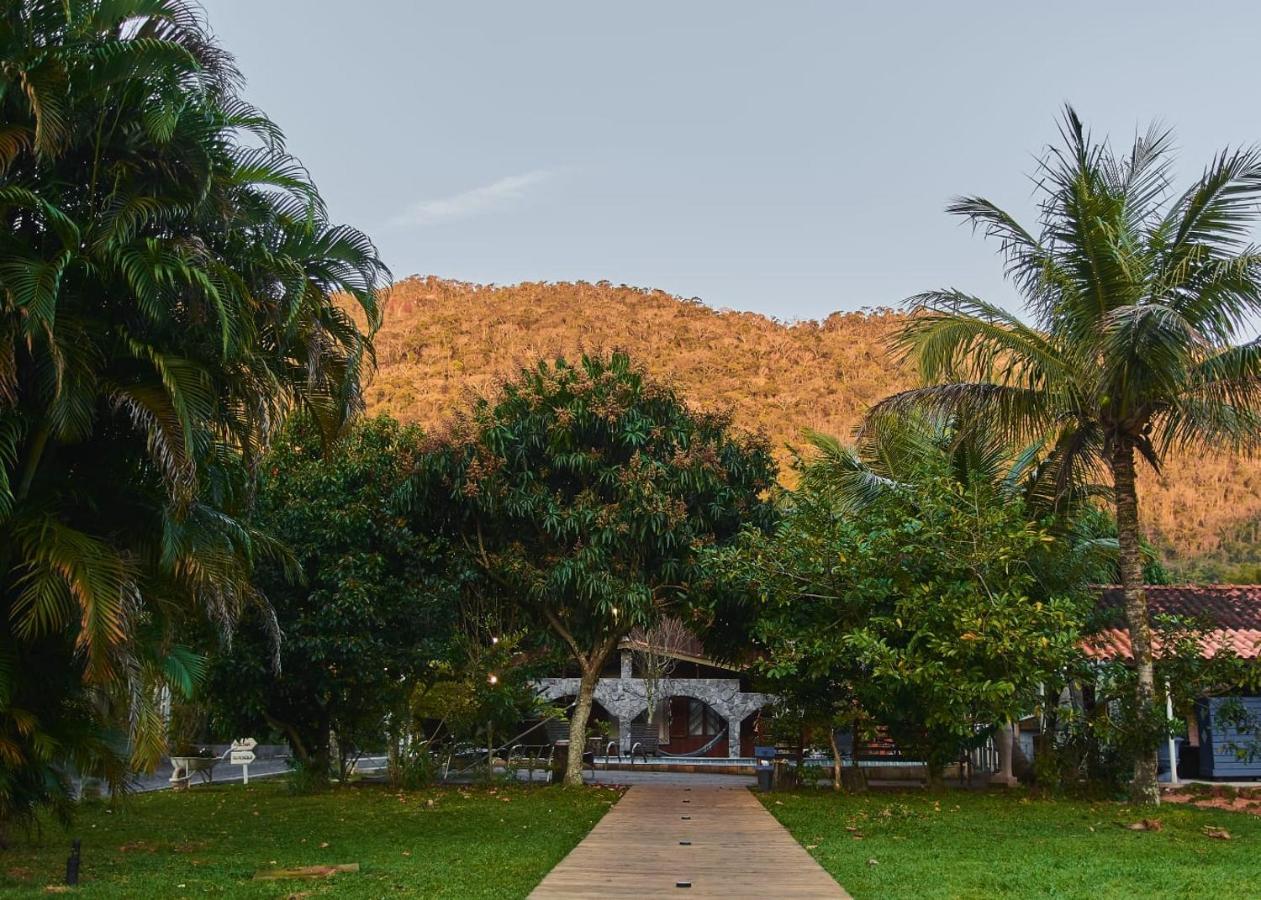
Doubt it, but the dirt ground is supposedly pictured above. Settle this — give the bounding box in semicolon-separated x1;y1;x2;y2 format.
1163;785;1261;816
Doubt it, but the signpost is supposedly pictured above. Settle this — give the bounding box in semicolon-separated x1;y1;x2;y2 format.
230;738;257;784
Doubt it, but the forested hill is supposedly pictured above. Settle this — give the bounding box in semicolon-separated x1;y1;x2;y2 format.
363;276;1261;577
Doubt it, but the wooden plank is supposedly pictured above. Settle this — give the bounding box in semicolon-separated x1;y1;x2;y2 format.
530;784;850;899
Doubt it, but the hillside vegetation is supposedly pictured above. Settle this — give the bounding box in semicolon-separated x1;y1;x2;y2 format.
364;277;1261;576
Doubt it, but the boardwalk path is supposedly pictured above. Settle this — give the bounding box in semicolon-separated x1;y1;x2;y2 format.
530;783;850;898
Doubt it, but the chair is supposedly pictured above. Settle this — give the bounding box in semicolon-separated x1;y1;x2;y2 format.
628;723;660;762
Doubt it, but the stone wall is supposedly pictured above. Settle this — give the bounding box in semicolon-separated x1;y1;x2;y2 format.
536;667;773;758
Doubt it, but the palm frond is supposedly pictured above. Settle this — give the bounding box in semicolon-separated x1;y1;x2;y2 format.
899;290;1074;390
865;382;1055;454
797;428;902;509
0;0;384;822
945;197;1068;306
11;515;133;680
1098;303;1205;416
1159;146;1261;261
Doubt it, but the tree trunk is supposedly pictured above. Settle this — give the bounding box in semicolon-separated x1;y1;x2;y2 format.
1111;440;1160;806
994;720;1017;787
828;725;843;792
265;712;331;791
387;725;402;789
308;745;332;788
564;665;602;786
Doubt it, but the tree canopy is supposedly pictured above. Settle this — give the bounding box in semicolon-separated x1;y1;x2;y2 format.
205;416;454;787
868;106;1261;802
0;0;385;832
717;425;1099;783
417;352;777;783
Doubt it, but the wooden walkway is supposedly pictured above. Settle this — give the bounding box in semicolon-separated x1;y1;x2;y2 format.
530;783;850;898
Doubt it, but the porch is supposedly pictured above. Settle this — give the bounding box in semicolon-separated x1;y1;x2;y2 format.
537;650;774;759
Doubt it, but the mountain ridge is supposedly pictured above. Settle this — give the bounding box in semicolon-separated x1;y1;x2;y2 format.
363;276;1261;576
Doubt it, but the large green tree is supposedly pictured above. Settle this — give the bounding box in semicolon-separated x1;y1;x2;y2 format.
205;416;454;788
869;107;1261;803
419;353;777;784
720;434;1093;785
0;1;385;832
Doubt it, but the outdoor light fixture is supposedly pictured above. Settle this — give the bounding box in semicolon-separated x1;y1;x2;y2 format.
488;674;499;685
491;636;499;644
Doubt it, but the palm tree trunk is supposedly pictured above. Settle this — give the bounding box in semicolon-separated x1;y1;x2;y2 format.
1111;440;1160;805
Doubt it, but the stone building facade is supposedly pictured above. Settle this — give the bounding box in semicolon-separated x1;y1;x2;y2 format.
536;649;774;759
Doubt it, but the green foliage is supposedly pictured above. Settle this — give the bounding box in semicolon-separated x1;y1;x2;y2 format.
0;0;386;830
205;416;452;788
415;352;777;781
869;106;1261;800
428;352;776;639
1071;506;1172;586
1039;614;1261;790
396;627;559;786
1173;550;1261;585
721;432;1096;778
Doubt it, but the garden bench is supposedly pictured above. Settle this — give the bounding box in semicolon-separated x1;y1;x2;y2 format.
628;723;659;762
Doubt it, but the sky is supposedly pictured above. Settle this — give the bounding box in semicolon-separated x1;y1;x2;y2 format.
203;0;1261;321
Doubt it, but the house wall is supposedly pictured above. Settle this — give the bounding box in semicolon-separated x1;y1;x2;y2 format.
1197;696;1261;780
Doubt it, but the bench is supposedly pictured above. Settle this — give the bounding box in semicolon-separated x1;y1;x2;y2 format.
629;724;660;762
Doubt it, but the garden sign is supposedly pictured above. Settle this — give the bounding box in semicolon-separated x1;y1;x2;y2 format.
230;738;257;784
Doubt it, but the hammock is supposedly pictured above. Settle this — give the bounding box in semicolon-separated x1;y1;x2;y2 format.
655;727;728;758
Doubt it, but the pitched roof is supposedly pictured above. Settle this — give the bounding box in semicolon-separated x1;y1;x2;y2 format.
1087;585;1261;660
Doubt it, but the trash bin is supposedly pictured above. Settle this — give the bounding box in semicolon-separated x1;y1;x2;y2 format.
754;745;776;792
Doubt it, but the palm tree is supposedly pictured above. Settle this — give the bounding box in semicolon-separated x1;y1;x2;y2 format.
866;107;1261;803
802;416;1077;516
1;0;386;832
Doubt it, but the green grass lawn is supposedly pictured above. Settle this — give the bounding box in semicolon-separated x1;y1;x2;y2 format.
761;789;1261;899
0;781;621;897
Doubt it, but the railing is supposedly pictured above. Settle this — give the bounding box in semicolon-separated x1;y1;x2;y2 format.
440;701;591;783
505;743;557;783
968;734;999;774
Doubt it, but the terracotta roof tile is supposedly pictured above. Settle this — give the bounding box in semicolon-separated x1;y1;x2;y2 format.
1086;585;1261;660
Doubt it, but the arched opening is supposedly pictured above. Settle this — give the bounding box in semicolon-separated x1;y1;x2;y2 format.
659;696;728;757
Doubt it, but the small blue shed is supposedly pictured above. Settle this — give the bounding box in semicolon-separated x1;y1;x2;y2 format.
1196;696;1261;780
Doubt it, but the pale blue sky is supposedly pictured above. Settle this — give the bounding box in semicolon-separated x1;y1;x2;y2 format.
204;0;1261;320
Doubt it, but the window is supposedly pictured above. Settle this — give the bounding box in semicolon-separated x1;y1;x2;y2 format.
686;699;722;737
